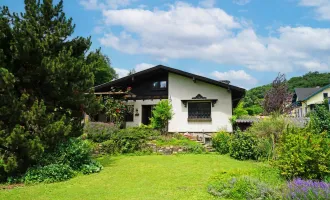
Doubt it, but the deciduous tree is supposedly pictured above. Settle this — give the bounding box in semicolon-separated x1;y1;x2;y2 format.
86;49;117;86
263;73;291;114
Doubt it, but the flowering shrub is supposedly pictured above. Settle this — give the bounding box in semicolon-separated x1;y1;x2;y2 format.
103;97;128;126
284;178;330;200
208;176;280;200
100;87;133;126
208;167;283;200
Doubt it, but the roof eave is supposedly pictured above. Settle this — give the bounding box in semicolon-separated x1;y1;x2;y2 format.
94;65;246;93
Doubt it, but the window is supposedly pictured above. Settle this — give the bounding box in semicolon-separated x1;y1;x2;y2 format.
152;81;167;90
323;93;328;99
188;102;211;119
310;104;316;111
125;105;134;122
152;82;160;89
160;81;167;89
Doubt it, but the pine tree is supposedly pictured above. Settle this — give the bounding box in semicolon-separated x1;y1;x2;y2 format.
0;0;100;179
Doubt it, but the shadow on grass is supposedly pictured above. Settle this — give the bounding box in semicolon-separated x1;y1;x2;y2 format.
96;155;120;167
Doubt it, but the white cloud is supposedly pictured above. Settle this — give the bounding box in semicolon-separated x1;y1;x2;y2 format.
299;0;330;20
80;0;133;10
211;70;257;88
114;68;129;78
199;0;216;8
233;0;251;6
80;0;105;10
135;63;154;71
98;2;330;73
115;63;155;78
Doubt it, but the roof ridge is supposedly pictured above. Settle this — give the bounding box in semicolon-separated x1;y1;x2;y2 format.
94;64;245;92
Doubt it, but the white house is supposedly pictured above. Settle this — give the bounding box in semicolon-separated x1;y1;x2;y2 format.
292;85;330;117
94;65;245;133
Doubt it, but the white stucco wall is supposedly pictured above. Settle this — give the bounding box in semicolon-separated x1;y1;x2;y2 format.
306;87;330;106
125;99;160;127
168;73;233;133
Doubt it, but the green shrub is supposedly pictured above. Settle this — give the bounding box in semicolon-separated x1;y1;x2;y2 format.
185;143;205;154
208;167;283;200
246;105;263;116
24;164;75;184
84;122;119;143
37;138;102;175
98;127;160;155
172;133;186;140
154;135;205;154
39;138;93;171
256;138;273;161
150;100;173;134
275;127;330;180
229;131;260;160
81;160;103;175
308;105;330;137
116;127;160;153
100;139;121;155
212;131;231;154
246;115;289;160
209;176;280;200
234;102;249;117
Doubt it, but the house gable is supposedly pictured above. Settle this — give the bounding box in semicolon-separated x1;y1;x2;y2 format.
303;84;330;102
168;72;233;132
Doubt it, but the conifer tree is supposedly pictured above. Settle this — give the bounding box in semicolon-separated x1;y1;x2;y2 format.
0;0;100;178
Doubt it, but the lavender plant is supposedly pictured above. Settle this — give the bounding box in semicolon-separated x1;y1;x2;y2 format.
284;178;330;200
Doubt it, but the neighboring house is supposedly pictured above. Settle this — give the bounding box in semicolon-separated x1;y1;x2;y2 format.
292;84;330;117
94;65;245;133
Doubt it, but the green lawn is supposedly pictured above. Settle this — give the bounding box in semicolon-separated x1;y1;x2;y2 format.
0;154;274;200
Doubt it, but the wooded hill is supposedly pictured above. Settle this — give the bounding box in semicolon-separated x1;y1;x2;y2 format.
243;72;330;115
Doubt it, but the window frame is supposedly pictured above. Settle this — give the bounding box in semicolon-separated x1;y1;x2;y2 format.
125;105;134;122
187;101;212;121
152;81;167;90
323;93;328;99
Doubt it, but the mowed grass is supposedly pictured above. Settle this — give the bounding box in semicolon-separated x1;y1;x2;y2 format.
0;154;274;200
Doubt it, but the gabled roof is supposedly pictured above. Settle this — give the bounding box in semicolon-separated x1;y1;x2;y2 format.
303;84;330;101
294;88;320;101
94;65;245;93
294;84;330;101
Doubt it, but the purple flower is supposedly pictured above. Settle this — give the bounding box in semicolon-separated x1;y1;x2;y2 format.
284;178;330;200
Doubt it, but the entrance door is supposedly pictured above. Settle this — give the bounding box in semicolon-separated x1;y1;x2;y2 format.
142;105;153;125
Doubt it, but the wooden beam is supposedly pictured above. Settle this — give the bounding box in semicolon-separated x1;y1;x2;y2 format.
92;91;127;95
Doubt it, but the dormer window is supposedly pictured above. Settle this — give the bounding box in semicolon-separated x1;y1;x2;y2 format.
152;81;167;90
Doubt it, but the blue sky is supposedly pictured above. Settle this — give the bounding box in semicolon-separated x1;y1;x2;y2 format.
2;0;330;89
